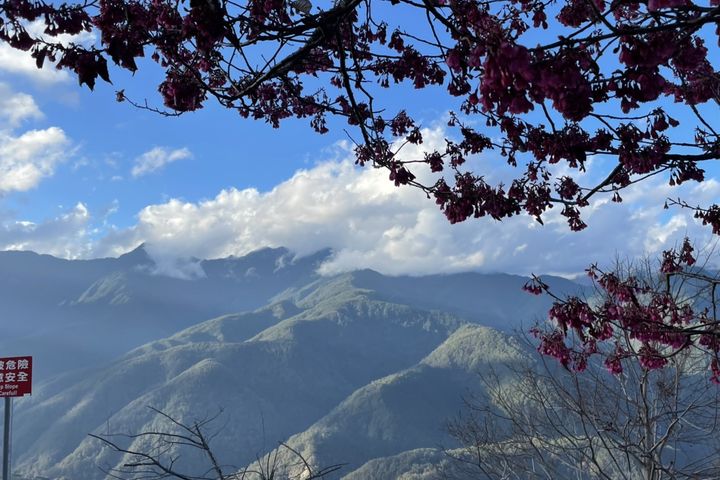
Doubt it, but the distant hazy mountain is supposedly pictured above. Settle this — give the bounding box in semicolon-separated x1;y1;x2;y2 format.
0;246;579;381
0;246;330;378
0;246;585;480
351;269;579;328
276;269;582;331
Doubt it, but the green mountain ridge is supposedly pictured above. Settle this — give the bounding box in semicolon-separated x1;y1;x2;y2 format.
0;246;586;480
13;293;485;480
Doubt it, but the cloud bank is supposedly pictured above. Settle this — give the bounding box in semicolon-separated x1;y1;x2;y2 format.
89;130;717;277
0;127;715;277
0;202;91;258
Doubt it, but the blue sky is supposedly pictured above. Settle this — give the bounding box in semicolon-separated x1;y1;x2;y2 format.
0;24;717;277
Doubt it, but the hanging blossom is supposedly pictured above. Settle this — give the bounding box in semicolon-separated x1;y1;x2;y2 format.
528;238;720;382
0;0;719;233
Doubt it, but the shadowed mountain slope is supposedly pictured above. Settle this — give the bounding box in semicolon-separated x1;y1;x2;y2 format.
256;325;529;477
13;290;471;480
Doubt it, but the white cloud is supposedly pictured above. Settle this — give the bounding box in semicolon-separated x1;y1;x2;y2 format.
0;83;43;127
131;147;192;177
0;125;712;277
0;127;71;193
0;84;72;193
0;203;91;258
0;44;69;83
87;128;717;277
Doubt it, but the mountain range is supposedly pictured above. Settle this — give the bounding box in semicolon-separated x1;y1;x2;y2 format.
0;246;583;479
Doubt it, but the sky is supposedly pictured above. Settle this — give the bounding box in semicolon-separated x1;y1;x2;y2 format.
0;22;717;278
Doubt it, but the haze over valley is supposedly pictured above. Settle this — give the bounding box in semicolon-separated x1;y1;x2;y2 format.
1;245;584;479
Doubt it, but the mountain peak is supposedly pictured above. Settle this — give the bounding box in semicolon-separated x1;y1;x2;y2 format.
116;243;153;267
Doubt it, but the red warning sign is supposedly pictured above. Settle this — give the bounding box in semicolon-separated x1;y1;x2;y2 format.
0;356;32;397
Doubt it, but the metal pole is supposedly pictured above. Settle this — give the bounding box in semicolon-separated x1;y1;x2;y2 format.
2;397;11;480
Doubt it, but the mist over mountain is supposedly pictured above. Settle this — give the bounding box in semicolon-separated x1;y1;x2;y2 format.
0;246;585;479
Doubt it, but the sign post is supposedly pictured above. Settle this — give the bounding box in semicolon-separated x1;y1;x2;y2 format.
2;398;9;480
0;356;32;480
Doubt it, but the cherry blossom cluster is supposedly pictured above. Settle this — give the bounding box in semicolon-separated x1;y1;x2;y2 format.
1;0;719;230
527;238;720;382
